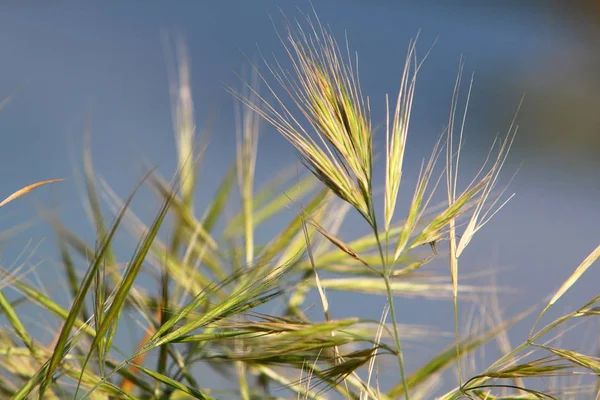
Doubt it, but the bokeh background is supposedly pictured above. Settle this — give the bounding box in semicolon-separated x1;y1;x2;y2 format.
1;1;600;397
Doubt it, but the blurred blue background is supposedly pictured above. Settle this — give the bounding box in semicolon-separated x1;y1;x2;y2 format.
1;1;600;397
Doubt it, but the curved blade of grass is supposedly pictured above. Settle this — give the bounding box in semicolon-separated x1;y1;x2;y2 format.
0;296;26;317
0;179;65;209
529;243;600;339
0;291;35;355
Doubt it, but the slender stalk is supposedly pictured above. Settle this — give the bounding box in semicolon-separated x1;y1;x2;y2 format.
237;362;250;400
383;274;410;399
243;204;253;268
372;210;410;399
449;230;462;386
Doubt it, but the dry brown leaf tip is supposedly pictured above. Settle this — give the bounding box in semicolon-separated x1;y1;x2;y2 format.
0;179;65;209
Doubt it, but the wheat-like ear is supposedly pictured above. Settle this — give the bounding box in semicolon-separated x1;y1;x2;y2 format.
231;11;375;227
384;37;420;233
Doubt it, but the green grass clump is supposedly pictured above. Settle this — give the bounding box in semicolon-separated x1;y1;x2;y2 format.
1;8;600;400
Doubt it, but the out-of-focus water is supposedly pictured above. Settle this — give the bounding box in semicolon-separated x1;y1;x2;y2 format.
1;1;599;397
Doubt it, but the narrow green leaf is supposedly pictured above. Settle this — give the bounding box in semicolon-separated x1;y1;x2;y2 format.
9;277;96;337
149;173;219;251
530;243;600;339
0;291;35;354
38;172;151;399
257;187;330;266
135;364;215;399
55;224;90;323
83;138;116;268
75;177;175;397
156;264;171;386
202;162;236;232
